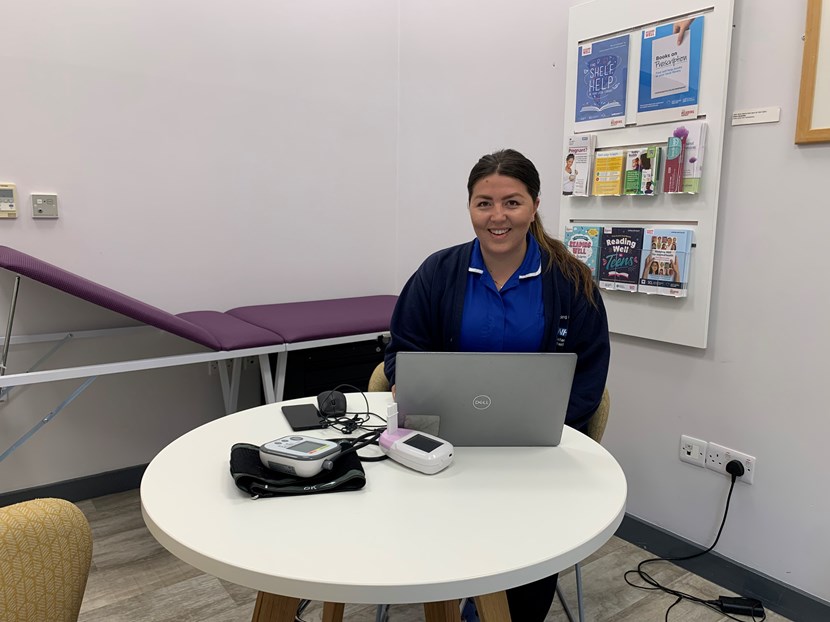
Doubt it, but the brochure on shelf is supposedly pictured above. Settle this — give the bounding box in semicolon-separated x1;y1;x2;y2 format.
563;134;596;197
623;148;645;195
574;34;630;133
680;121;708;193
598;226;644;292
563;225;602;277
592;150;625;196
639;228;694;297
639;145;662;195
637;16;705;125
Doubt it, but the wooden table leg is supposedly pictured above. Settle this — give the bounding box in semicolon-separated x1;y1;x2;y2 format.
474;591;512;622
423;599;461;621
322;601;346;622
251;592;302;622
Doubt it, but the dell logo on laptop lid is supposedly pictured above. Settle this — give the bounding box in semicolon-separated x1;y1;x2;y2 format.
473;395;492;410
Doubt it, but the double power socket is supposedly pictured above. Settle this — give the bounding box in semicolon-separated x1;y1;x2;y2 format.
680;435;756;484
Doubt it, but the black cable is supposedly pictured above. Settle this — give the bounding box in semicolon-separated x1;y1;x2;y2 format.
317;383;385;433
624;463;766;622
323;429;388;469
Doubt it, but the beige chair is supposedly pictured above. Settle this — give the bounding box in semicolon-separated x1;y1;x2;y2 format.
556;387;611;622
368;362;390;393
0;498;93;622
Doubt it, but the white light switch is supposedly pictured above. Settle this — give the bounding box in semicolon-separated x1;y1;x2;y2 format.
32;193;59;219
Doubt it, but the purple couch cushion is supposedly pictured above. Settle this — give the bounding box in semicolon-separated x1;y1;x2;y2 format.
176;311;284;350
1;246;395;352
0;246;223;350
227;295;397;342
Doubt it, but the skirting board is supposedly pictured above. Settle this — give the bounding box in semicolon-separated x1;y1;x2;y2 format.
0;464;146;508
2;469;827;621
617;515;829;622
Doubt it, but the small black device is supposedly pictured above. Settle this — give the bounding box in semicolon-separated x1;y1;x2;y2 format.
317;390;347;417
281;404;326;431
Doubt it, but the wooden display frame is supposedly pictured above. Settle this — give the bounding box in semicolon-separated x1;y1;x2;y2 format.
796;0;830;143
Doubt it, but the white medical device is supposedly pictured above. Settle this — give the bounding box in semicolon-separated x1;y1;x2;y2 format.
259;435;341;478
379;404;453;475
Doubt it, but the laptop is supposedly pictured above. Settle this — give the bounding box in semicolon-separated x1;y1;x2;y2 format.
394;351;577;447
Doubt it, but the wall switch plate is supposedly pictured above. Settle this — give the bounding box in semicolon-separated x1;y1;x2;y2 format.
680;434;707;467
32;193;59;218
706;442;756;484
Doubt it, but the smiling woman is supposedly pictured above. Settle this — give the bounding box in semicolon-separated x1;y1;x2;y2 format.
382;148;611;621
468;173;539;288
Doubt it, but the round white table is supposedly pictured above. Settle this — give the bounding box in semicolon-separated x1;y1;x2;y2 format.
141;393;627;622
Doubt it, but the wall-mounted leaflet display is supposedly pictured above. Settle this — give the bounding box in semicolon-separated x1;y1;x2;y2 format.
565;225;694;298
637;16;705;125
574;34;631;132
560;0;734;348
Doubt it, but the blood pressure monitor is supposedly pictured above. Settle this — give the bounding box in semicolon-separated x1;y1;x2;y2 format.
259;435;341;478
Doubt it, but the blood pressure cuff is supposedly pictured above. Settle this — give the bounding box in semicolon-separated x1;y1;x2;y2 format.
229;442;366;498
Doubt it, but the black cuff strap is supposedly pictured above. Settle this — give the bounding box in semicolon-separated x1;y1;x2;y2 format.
230;442;366;498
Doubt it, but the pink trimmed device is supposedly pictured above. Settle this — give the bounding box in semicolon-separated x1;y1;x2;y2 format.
379;404;453;475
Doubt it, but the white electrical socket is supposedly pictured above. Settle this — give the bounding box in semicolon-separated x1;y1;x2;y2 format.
706;442;756;484
679;435;707;467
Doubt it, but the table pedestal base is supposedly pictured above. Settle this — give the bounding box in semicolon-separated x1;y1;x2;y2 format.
251;591;512;622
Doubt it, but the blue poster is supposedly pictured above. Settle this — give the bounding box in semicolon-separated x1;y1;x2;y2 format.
637;16;704;124
575;34;630;130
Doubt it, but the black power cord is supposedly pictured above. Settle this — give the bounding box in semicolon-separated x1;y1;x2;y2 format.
317;383;386;434
322;429;387;470
624;459;766;622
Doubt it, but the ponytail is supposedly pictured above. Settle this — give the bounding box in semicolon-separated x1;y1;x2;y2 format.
530;215;598;307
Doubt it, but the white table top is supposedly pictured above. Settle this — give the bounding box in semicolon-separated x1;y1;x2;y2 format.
141;392;627;605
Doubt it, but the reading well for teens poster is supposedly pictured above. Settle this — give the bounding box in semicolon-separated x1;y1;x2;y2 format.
637;16;704;125
574;34;630;133
599;227;644;292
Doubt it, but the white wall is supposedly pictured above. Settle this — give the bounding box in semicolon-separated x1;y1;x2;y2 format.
2;0;399;309
0;0;399;489
396;0;830;604
1;0;828;606
397;0;569;279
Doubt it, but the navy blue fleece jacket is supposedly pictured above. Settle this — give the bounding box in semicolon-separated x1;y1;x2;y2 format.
384;241;610;431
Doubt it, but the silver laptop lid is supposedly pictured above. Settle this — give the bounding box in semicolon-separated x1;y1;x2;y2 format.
394;352;577;447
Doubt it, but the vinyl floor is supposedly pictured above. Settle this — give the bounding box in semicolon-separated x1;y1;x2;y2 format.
75;489;791;622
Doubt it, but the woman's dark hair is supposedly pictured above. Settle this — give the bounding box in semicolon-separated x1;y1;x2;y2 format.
467;148;597;305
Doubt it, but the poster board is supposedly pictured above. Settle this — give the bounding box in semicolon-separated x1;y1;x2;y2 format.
559;0;735;348
796;0;830;143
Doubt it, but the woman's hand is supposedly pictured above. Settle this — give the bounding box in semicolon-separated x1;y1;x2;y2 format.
641;253;653;279
673;18;694;44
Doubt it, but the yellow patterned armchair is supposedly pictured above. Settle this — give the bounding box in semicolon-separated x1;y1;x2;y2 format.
0;498;93;622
